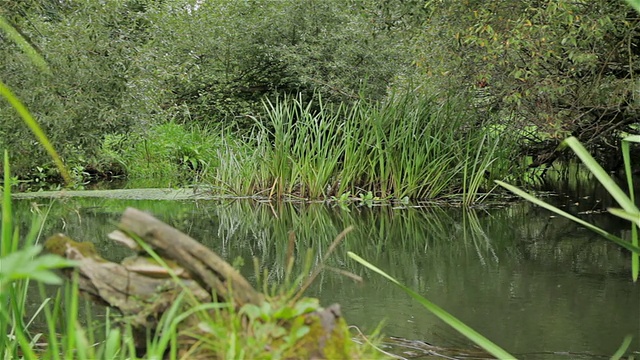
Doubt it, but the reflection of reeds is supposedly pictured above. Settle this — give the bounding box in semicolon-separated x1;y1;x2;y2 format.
206;202;519;285
15;196;631;285
8;190;636;356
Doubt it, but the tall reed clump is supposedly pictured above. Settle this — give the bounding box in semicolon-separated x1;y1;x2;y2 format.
247;91;517;202
210;130;271;196
256;95;351;199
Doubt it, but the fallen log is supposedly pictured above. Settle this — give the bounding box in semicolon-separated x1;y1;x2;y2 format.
115;207;262;306
44;207;356;359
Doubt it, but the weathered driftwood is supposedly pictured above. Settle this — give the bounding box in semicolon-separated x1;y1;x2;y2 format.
45;234;210;327
45;207;352;359
115;207;262;306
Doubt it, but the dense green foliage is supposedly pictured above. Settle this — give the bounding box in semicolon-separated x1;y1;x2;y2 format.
1;1;146;174
420;0;640;167
2;1;638;356
1;0;639;196
0;0;420;177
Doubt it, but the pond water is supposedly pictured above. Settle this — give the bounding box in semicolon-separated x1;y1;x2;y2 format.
10;188;640;359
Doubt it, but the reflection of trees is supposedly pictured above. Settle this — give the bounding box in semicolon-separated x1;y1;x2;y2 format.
495;200;631;277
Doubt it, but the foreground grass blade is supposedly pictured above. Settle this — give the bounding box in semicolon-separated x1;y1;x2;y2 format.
2;151;12;256
348;252;515;359
622;135;640;279
0;16;50;74
564;137;638;213
611;335;633;360
0;82;71;184
524;137;639;280
0;154;8;352
621;135;640;205
608;209;640;228
496;181;640;254
626;0;640;14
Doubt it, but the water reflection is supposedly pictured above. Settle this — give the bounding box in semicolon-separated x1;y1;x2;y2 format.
10;197;639;358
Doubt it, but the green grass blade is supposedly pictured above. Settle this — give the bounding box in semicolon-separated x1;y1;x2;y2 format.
348;252;515;359
564;137;638;213
633;224;639;281
0;82;71;184
64;273;80;359
626;0;640;14
0;16;50;74
608;208;640;228
102;327;122;360
496;181;640;254
621;135;639;204
562;137;638;280
2;151;12;257
13;320;38;360
611;335;633;360
621;135;639;280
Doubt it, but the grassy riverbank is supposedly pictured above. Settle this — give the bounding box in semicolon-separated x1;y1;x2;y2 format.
50;92;522;205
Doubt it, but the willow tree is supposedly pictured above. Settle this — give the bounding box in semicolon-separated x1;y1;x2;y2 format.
0;0;152;175
419;0;640;169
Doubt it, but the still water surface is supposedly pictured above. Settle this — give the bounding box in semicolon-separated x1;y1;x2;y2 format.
12;191;640;359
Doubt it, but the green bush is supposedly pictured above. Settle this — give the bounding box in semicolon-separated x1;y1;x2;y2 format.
104;122;224;185
0;1;158;177
0;0;423;177
122;0;420;128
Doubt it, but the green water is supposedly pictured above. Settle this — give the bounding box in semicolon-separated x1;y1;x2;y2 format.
11;193;640;358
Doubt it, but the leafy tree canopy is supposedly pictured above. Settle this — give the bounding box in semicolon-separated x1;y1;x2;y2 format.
418;0;640;167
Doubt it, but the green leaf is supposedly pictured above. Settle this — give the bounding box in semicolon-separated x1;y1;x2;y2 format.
239;304;262;321
293;297;320;316
623;135;640;143
294;326;310;339
0;246;76;285
348;252;515;360
273;306;295;320
608;208;640;228
260;302;273;321
27;271;63;285
33;254;78;269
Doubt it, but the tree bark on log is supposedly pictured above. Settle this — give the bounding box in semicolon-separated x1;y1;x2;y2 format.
115;207;263;306
45;207;352;359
